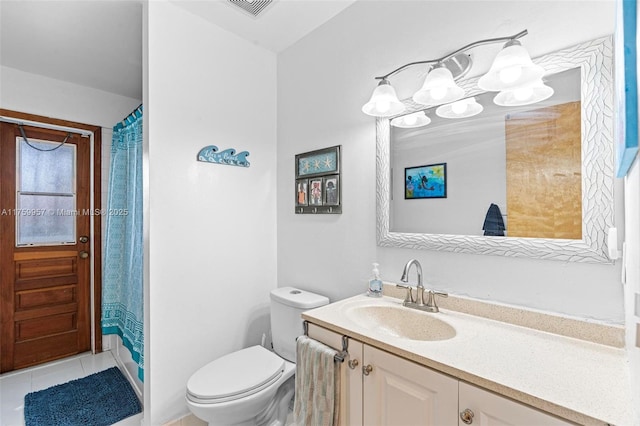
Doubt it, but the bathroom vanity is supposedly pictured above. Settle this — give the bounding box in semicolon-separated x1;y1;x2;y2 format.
302;289;632;425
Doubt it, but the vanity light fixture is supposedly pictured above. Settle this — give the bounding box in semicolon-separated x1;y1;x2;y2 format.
493;79;554;106
390;111;431;128
361;79;406;117
362;29;545;118
477;39;545;91
412;64;465;105
435;97;484;119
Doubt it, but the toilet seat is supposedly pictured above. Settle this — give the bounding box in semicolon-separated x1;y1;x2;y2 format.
186;345;285;404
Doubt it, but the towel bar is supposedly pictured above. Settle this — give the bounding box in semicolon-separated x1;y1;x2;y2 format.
303;320;348;363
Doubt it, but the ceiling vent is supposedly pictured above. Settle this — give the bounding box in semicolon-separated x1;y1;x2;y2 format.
227;0;274;17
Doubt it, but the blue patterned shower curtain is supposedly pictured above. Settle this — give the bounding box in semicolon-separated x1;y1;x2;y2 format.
102;106;144;381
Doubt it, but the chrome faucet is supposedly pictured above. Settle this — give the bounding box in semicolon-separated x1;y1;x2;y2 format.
400;259;425;306
396;259;448;313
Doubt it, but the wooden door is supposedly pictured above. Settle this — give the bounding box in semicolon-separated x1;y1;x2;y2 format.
1;122;92;372
363;345;458;426
505;101;582;239
458;382;574;425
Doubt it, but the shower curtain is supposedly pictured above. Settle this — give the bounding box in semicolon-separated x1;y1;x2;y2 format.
102;106;144;381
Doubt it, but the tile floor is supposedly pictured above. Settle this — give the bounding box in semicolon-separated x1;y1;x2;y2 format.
0;351;143;426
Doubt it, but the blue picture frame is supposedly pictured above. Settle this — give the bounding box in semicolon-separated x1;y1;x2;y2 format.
404;163;447;199
614;0;639;177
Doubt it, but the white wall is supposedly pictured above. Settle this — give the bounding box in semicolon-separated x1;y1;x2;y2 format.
0;65;140;129
624;156;640;416
146;2;277;424
621;5;640;418
277;1;624;322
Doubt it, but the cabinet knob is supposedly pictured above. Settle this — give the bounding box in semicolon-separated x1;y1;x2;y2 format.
460;408;474;424
362;364;373;376
348;359;359;370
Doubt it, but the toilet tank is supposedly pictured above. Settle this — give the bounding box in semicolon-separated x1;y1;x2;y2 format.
270;287;329;362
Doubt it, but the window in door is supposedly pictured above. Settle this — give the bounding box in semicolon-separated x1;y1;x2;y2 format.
16;138;77;246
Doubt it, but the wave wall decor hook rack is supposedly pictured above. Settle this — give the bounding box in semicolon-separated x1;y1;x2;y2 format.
197;145;250;167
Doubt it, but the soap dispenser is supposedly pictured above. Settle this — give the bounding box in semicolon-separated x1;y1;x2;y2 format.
367;263;383;297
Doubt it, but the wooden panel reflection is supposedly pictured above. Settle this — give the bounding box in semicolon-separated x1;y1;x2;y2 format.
506;101;582;239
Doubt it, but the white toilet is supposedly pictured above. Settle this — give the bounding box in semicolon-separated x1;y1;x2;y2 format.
186;287;329;426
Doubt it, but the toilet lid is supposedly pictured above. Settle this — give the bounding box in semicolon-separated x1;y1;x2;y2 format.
187;345;285;402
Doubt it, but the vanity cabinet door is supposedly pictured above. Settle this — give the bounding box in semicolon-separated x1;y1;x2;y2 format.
342;338;364;426
458;382;574;426
307;323;364;426
362;345;458;426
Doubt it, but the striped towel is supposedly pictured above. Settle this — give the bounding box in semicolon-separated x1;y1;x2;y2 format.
293;335;341;426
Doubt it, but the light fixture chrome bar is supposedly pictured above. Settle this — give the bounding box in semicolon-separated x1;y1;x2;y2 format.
375;29;528;80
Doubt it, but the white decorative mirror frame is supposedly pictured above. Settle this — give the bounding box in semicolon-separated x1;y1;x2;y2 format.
376;36;615;263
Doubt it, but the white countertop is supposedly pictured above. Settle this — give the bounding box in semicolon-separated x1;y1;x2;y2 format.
302;294;635;426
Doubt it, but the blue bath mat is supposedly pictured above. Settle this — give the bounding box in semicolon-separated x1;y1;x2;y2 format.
24;366;141;426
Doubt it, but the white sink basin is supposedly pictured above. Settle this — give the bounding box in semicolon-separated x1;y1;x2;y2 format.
345;304;456;341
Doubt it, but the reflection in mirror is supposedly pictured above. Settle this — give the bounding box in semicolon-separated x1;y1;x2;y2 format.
376;37;615;263
390;68;581;238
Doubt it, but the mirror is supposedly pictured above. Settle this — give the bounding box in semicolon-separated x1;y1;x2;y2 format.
391;68;580;237
376;37;615;263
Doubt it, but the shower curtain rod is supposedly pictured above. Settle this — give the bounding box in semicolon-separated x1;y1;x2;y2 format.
114;104;143;131
0;115;92;137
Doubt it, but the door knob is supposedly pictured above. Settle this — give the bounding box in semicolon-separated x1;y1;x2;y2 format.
79;251;89;259
362;364;373;376
460;408;474;424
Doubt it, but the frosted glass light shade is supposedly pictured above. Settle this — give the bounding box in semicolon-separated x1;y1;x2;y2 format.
390;111;431;128
412;67;465;105
436;97;484;119
493;80;554;106
478;41;545;91
362;80;406;117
